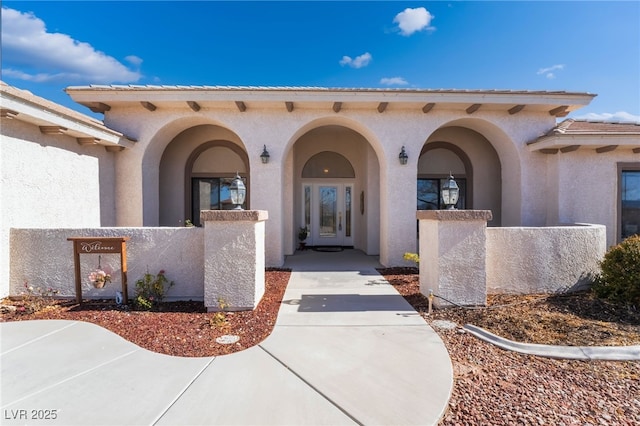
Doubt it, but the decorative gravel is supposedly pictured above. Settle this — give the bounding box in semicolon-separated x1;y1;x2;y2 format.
380;267;640;425
0;268;290;357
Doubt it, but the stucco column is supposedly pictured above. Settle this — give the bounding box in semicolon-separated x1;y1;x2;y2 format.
380;158;418;266
201;210;268;311
114;148;145;226
417;210;492;307
247;156;284;267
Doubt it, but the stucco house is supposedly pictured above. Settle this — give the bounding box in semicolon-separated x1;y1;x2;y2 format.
1;81;639;299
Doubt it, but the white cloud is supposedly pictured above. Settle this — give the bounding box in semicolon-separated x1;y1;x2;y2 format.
380;77;408;86
393;7;435;36
573;111;640;124
537;64;565;79
339;52;372;69
125;55;144;68
1;7;141;83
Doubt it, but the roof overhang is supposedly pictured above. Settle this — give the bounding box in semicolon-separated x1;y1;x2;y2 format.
1;83;136;150
65;85;596;117
528;133;640;154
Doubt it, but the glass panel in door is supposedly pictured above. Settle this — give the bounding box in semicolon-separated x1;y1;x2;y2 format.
302;182;354;247
319;186;337;238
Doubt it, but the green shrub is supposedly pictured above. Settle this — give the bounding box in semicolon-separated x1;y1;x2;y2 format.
134;269;174;311
593;235;640;307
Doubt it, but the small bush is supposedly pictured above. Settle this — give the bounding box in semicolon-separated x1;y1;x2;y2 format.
15;282;59;314
403;252;420;264
593;235;640;307
207;298;229;328
134;270;174;311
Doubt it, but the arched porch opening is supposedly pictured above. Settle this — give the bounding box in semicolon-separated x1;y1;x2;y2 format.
421;126;502;226
289;124;381;254
158;125;248;226
418;142;473;210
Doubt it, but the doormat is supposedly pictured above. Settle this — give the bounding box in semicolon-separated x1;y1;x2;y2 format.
312;246;344;252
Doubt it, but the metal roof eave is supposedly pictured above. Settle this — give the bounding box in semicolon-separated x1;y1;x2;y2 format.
64;85;596;110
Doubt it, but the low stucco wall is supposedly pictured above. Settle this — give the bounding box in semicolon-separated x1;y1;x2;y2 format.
486;224;606;294
10;228;203;301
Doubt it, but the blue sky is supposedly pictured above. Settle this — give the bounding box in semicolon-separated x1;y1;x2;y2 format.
2;1;639;122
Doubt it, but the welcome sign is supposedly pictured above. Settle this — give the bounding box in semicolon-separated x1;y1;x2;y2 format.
68;236;129;304
75;239;121;254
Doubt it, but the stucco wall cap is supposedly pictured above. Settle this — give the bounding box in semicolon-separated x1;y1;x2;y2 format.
416;210;493;221
200;210;268;222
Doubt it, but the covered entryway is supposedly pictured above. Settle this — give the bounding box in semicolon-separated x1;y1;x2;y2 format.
291;125;379;253
301;151;355;247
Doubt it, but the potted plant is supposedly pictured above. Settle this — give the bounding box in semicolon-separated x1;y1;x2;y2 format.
88;255;112;289
298;226;308;250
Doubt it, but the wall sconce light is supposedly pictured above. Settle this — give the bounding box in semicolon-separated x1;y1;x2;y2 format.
260;145;270;164
441;172;460;210
399;146;408;165
229;173;246;210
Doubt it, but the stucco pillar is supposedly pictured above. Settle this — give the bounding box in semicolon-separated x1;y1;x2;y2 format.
201;210;268;311
417;210;492;307
114;148;145;226
247;157;284;267
380;158;418;266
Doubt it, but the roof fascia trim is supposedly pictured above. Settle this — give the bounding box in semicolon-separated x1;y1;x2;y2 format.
1;91;134;146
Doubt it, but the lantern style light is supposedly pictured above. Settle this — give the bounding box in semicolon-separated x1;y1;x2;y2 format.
229;173;246;210
260;145;270;164
441;173;459;210
399;146;408;165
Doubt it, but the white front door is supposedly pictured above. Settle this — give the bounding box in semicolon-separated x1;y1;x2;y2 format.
302;182;354;247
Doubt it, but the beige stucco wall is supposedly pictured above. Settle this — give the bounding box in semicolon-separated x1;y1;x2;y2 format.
486;224;606;294
1;120;116;297
100;102;574;267
9;228;203;301
545;150;637;248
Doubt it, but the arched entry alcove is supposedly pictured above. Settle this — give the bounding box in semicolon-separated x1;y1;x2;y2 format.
418;142;473;210
421;126;502;225
158;125;248;226
290;124;380;253
301;151;356;246
185;141;249;226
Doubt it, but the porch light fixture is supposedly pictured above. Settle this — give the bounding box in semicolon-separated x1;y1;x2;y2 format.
260;145;270;164
399;146;408;165
229;173;246;210
441;172;459;210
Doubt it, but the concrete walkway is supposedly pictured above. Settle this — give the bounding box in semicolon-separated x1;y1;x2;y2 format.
0;249;453;426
